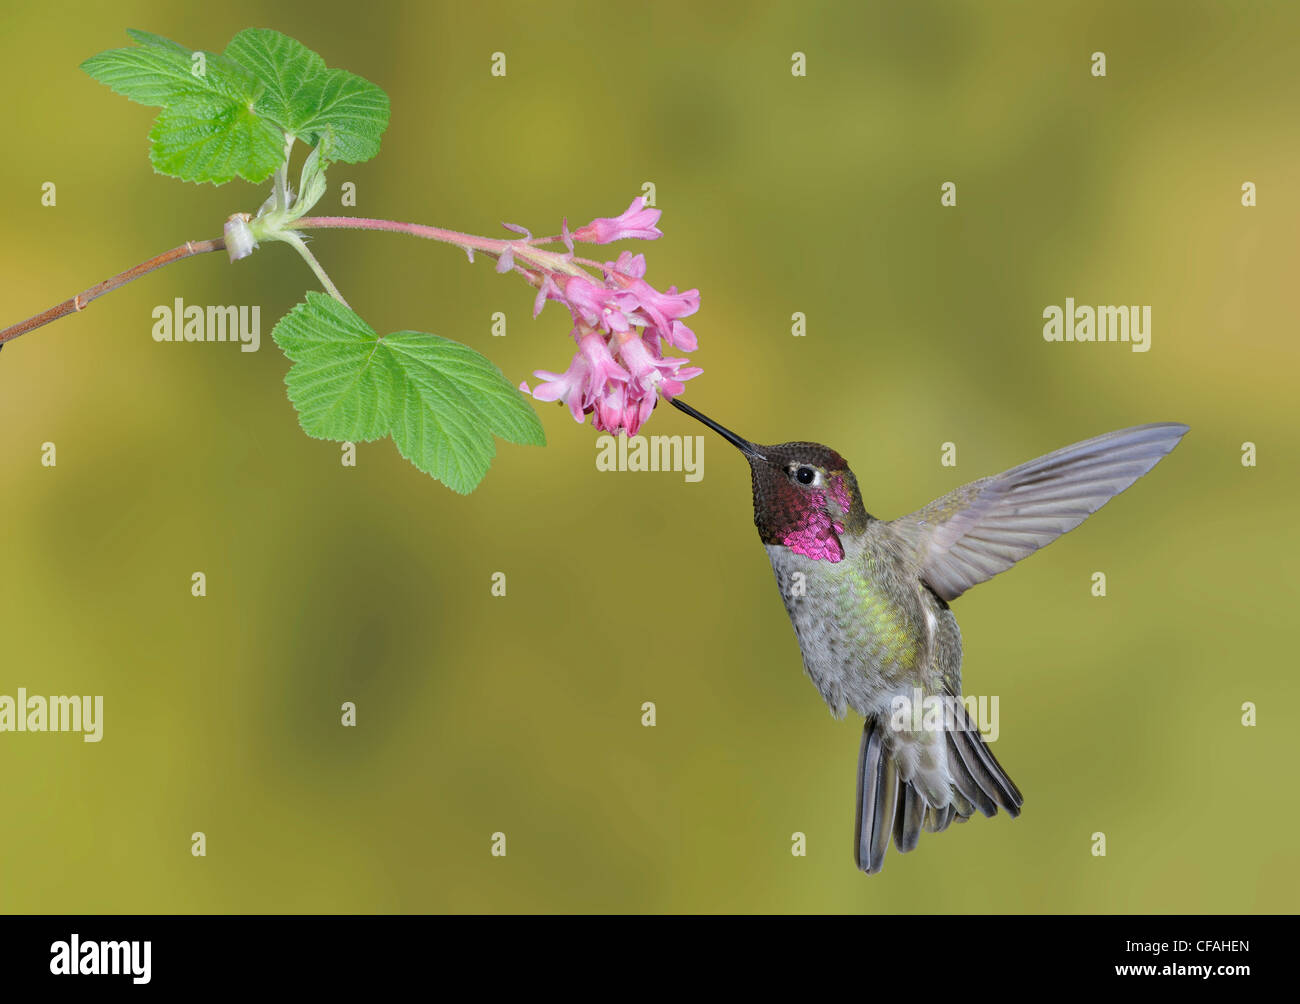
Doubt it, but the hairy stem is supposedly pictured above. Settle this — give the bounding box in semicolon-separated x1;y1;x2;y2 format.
296;215;510;252
0;213;596;354
293;217;598;275
275;232;349;308
0;238;225;351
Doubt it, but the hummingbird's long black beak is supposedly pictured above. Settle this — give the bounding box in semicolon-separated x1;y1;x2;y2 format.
669;397;765;460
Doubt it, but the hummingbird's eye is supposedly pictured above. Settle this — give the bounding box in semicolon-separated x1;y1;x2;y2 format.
794;465;818;486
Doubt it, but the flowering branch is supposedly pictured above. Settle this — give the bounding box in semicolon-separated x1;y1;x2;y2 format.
13;29;701;491
300;196;702;436
1;197;701;440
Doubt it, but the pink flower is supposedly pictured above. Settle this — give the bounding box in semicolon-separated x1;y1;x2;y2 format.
529;354;590;423
593;381;627;434
614;332;663;391
571;197;663;244
577;329;630;387
640;331;702;396
604;252;700;350
666;320;697;353
591;379;657;438
610;251;647;279
544;274;643;338
526;328;700;437
623;390;657;437
513;195;702;436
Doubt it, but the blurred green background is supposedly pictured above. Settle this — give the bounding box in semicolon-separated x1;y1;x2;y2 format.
1;0;1296;914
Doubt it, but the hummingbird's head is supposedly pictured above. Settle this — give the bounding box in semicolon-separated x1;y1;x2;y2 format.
670;398;869;563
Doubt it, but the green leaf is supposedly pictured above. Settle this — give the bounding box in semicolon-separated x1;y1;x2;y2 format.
223;28;389;164
81;28;390;184
148;96;284;184
81;29;283;184
273;294;545;493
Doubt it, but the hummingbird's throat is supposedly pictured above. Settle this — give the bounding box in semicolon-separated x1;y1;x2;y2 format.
754;473;848;563
778;492;846;562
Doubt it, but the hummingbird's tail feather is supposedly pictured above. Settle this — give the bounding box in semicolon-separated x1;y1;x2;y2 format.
947;708;1023;815
855;722;900;874
921;802;956;833
893;783;926;852
946;789;977;818
856;711;1023;874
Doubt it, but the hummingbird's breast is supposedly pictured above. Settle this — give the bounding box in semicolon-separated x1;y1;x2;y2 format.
764;525;958;719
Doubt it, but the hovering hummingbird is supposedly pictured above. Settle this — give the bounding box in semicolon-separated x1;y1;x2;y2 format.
670;397;1187;874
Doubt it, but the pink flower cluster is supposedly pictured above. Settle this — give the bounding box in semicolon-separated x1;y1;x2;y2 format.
519;198;701;437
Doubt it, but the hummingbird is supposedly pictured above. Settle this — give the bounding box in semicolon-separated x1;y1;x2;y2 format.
669;396;1188;874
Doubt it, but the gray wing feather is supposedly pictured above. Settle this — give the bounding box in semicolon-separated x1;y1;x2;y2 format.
892;423;1188;602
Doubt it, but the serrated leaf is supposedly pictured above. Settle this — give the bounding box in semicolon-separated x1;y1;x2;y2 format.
81;29;283;184
149;95;284;184
82;29;251;106
82;28;390;183
224;28;389;164
273;294;545;493
383;335;548;446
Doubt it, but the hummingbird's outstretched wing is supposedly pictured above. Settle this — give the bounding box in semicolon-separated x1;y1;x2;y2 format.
890;423;1188;602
